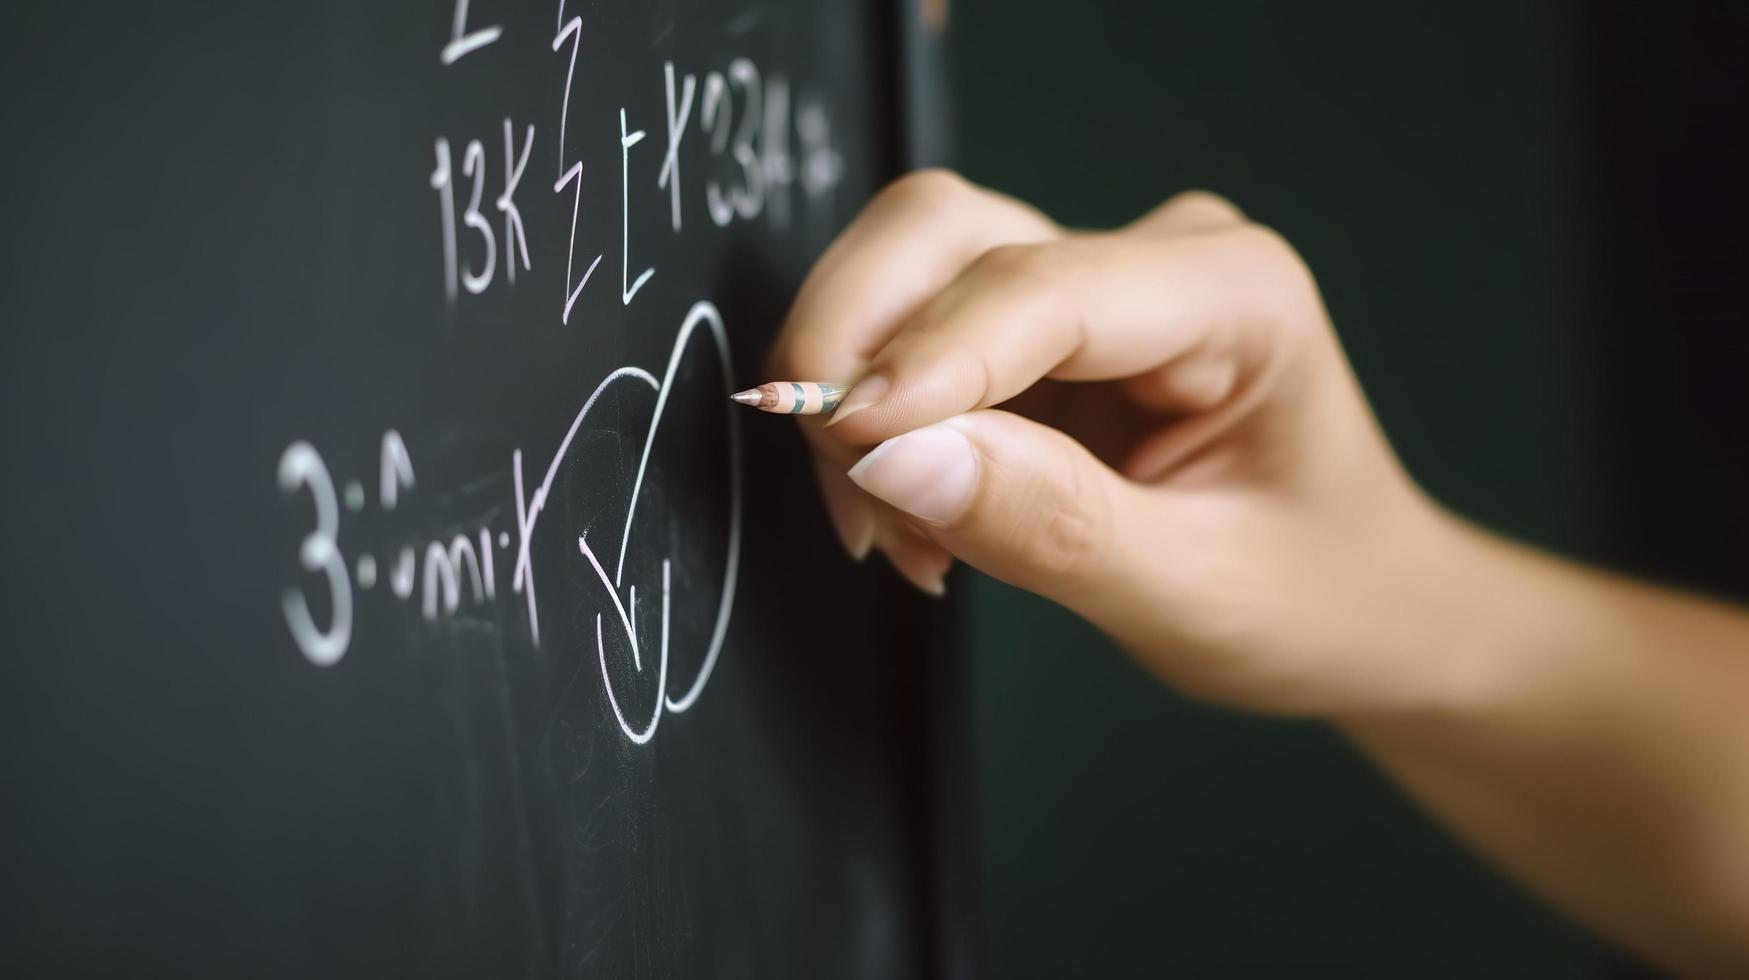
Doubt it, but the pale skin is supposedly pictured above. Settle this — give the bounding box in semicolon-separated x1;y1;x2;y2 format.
768;170;1749;978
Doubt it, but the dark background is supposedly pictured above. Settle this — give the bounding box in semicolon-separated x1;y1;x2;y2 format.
945;0;1748;977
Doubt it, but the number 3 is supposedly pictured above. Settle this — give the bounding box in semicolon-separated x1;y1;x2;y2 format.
460;139;496;295
279;442;352;666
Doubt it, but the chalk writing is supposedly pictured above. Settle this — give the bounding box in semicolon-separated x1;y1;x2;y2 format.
275;304;740;745
279;5;845;748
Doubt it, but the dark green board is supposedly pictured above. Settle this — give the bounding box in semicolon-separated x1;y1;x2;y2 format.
1;3;957;977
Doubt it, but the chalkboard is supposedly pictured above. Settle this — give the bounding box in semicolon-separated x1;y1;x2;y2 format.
1;2;964;977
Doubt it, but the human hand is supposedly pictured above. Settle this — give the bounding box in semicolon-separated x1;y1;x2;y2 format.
771;170;1461;716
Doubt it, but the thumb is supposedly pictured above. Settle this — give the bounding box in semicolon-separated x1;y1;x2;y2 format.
846;410;1141;614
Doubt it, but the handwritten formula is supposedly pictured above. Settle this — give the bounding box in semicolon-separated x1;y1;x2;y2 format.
273;0;845;746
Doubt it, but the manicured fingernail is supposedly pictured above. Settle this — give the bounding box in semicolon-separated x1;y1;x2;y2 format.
880;529;951;597
813;458;877;561
847;423;977;525
892;556;949;597
825;373;889;427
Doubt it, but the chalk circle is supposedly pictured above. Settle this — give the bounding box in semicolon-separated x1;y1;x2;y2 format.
576;302;743;745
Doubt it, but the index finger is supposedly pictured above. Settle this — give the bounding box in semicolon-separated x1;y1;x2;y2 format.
767;169;1058;386
821;223;1321;447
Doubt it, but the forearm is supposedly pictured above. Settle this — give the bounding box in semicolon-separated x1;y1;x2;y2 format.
1341;514;1749;977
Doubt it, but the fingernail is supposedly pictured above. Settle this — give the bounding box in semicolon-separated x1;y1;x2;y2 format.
880;529;951;597
847;423;977;526
825;373;889;427
813;459;877;561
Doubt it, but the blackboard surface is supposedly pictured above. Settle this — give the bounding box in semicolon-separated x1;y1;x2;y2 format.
2;2;955;977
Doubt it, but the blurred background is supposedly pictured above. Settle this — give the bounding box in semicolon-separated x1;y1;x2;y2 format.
941;1;1748;976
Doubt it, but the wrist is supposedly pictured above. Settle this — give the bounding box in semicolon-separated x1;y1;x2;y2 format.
1330;496;1636;737
1327;499;1564;724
